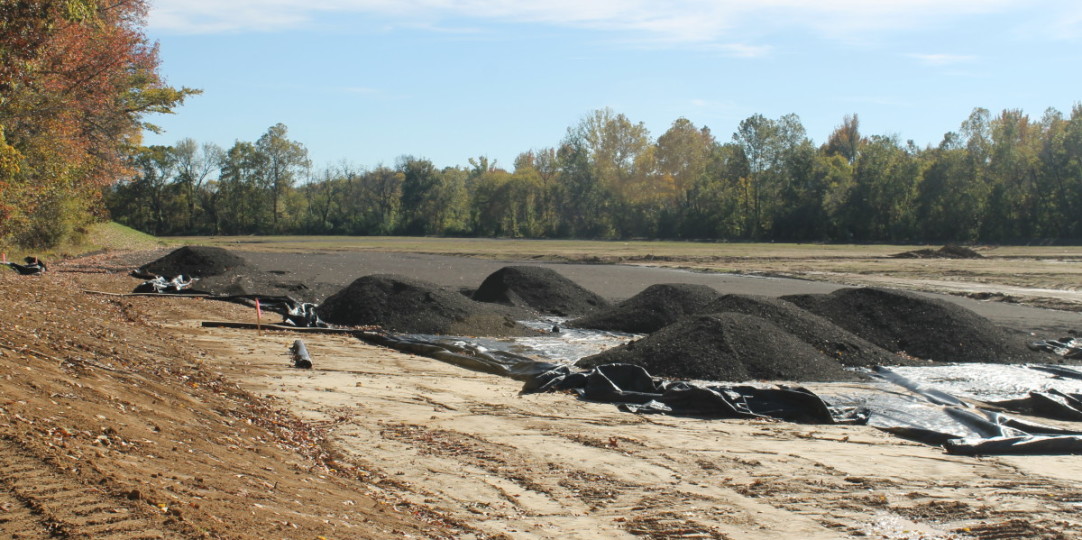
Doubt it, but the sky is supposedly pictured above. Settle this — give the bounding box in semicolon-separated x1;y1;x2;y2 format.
142;0;1082;172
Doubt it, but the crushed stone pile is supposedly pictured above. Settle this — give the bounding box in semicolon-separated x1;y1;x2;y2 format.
134;246;329;302
892;244;983;259
318;274;530;336
782;287;1040;363
577;313;858;382
471;266;609;316
137;246;248;277
701;294;914;368
570;283;721;333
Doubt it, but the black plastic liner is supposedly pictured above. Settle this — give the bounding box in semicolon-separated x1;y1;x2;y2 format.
521;362;1082;455
989;388;1082;422
2;256;47;275
133;275;198;294
852;367;1082;454
945;435;1082;455
355;332;561;381
522;363;865;424
1028;337;1082;359
216;294;329;328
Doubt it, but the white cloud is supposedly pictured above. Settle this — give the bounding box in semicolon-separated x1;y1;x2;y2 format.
148;0;1052;49
711;43;773;58
1023;3;1082;40
907;53;977;67
339;86;380;95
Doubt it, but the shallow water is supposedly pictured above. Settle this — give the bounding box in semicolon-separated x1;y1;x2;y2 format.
885;363;1082;401
511;318;640;364
438;322;1082;403
423;318;639;366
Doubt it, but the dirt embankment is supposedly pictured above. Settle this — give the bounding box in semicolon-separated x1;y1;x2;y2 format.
0;258;468;539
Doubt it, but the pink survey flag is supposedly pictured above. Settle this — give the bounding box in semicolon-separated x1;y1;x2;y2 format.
255;298;263;335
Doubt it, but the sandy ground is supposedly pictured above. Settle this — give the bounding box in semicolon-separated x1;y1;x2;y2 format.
157;250;1081;537
3;248;1081;539
183;301;1082;539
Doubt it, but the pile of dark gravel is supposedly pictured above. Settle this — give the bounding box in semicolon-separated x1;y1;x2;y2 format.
570;283;722;333
701;294;913;368
137;246;248;277
782;287;1040;363
892;245;983;259
577;313;859;382
471;266;609;317
134;246;331;302
317;274;530;336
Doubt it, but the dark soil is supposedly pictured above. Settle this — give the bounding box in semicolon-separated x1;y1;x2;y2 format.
137;245;248;277
317;274;532;336
134;246;336;302
471;266;610;316
701;294;914;368
569;283;722;333
194;272;338;303
782;287;1042;363
578;313;859;382
892;244;983;259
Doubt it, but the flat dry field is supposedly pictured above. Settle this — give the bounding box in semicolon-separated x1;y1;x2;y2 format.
175;236;1082;312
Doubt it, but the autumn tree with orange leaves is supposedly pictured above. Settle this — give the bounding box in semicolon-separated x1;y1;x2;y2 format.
0;0;197;248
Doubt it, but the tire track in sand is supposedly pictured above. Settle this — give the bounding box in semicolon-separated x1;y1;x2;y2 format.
0;436;184;539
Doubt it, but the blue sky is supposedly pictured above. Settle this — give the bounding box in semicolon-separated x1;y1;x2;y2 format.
143;0;1082;172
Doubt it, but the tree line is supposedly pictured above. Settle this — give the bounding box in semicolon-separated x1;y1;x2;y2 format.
0;0;196;249
2;5;1079;247
106;105;1082;244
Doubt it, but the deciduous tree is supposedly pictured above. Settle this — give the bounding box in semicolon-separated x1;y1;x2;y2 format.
173;138;221;232
256;123;310;231
0;0;197;247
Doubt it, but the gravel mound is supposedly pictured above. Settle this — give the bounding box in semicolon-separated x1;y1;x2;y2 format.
471;266;609;316
137;246;248;277
578;313;857;382
782;287;1039;363
569;283;722;333
317;274;530;336
892;244;983;259
702;294;913;368
133;246;335;302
